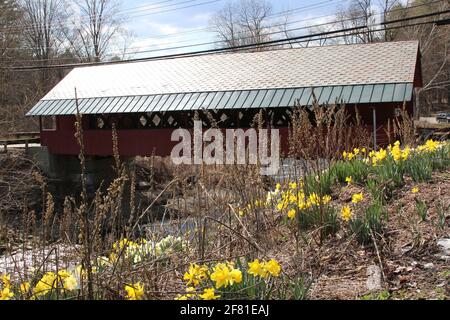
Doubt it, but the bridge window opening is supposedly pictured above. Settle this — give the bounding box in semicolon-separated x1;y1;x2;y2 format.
41;116;57;131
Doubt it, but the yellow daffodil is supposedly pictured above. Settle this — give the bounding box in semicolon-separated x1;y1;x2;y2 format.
183;263;209;287
247;259;268;278
210;262;242;289
308;193;321;206
124;282;144;300
351;193;364;204
0;286;14;300
418;139;440;152
34;272;57;297
322;195;332;205
228;268;242;286
199;288;220;300
1;274;11;287
345;176;352;185
341;206;352;222
248;259;281;278
20;282;31;294
287;209;296;219
412;187;419;194
262;259;281;277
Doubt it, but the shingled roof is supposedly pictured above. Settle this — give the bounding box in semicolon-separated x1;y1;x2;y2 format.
28;41;420;116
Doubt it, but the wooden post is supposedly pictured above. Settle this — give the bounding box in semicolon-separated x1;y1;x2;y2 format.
414;88;420;120
372;108;377;151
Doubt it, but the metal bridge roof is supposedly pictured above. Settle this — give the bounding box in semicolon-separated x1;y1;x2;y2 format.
27;41;419;116
27;83;414;116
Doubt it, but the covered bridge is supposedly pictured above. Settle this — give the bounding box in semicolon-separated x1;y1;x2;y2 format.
27;40;422;157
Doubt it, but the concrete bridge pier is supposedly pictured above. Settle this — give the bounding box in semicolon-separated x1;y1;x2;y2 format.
26;146;132;196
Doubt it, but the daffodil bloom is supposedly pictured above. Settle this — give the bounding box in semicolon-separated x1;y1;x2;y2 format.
308;193;321;206
402;147;411;161
210;263;230;288
297;200;306;210
341;206;352;222
262;259;281;277
345;176;352;185
228;268;243;285
185;287;196;299
352;193;364;204
183;263;209;286
210;262;241;288
418;139;440;152
247;259;268;278
199;288;220;300
124;282;144;300
322;195;332;205
0;286;14;300
347;152;355;161
62;274;78;291
20;282;31;294
34;272;57;297
287;209;296;219
412;187;419;194
289;182;297;190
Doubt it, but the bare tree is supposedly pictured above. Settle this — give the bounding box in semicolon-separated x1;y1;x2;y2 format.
64;0;126;62
334;0;379;44
20;0;66;65
209;1;241;49
388;0;450;115
210;0;272;51
379;0;399;41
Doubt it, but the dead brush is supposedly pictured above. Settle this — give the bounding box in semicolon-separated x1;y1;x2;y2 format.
289;101;371;162
385;104;416;146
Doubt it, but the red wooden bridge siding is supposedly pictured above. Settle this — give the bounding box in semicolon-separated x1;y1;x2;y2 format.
40;101;412;157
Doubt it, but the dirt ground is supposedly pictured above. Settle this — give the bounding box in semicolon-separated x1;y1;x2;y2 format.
290;170;450;300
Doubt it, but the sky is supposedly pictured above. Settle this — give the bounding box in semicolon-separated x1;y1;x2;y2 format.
114;0;349;59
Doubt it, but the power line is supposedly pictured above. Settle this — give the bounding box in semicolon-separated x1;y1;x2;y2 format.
7;4;449;65
2;0;226;34
6;7;361;61
7;1;440;63
3;0;346;51
3;0;339;35
6;10;449;72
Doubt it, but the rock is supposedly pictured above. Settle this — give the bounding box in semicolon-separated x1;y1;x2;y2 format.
366;265;382;291
423;263;434;269
437;239;450;255
137;181;151;190
400;245;413;255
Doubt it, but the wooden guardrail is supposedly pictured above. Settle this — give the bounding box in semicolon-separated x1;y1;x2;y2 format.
415;122;450;141
0;132;40;153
